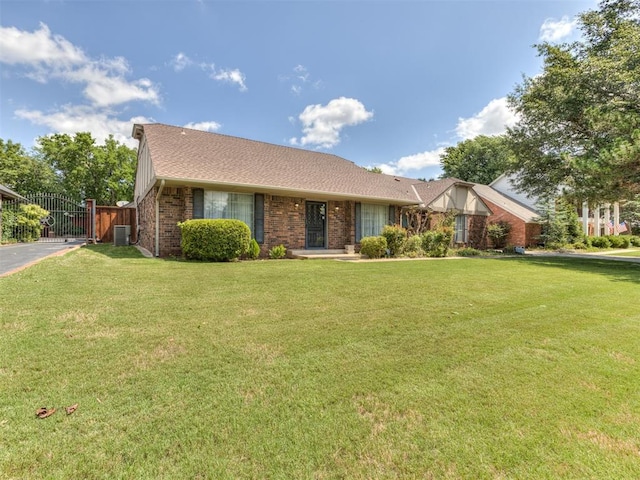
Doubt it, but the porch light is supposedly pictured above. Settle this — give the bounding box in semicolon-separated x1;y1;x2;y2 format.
294;203;299;208
335;206;340;211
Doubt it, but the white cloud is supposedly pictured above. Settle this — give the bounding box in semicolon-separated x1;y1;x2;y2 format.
183;121;221;132
169;52;193;72
212;68;247;91
376;148;445;176
539;16;577;42
0;23;160;108
455;97;518;140
14;105;152;148
0;23;86;67
290;97;373;149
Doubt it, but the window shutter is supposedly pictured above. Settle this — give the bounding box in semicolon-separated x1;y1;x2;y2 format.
388;205;395;225
355;202;362;242
401;209;408;228
254;194;264;244
193;188;204;219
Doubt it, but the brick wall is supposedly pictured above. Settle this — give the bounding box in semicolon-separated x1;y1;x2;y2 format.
263;197;355;252
137;188;155;254
482;197;540;247
142;185;402;257
138;186;191;257
468;215;488;249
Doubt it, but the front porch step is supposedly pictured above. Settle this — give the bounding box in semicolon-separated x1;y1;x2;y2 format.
289;249;361;260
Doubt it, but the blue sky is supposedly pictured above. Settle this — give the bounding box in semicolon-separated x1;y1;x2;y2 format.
1;0;595;180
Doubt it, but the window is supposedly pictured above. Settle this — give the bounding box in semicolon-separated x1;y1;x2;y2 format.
204;191;254;234
361;204;388;238
454;214;468;243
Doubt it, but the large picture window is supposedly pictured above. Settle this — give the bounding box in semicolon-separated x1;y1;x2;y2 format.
204;191;254;234
361;204;388;238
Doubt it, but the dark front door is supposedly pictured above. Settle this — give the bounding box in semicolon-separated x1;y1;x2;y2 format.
305;202;326;248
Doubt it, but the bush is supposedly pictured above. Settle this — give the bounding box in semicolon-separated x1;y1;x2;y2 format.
268;244;287;259
486;221;511;248
177;219;250;261
630;235;640;247
381;225;406;257
359;236;387;259
607;235;630;249
589;236;611;249
402;235;424;258
246;239;261;259
421;228;453;257
15;204;49;242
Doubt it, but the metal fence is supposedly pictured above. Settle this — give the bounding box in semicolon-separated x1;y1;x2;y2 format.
2;193;90;243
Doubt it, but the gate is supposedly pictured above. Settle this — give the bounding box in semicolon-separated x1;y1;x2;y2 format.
2;193;90;243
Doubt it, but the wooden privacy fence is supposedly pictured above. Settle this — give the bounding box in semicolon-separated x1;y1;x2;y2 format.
94;206;137;243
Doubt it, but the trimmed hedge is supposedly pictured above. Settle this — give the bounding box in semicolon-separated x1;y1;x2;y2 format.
381;225;406;257
177;219;250;261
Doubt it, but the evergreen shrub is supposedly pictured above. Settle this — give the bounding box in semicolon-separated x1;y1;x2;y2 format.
177;219;250;261
246;239;261;259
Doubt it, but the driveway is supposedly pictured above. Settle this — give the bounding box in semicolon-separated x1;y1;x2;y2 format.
0;240;85;277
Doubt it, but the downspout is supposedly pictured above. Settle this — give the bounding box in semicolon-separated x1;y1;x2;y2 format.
155;180;165;257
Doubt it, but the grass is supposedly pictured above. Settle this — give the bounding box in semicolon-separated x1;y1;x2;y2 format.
1;245;640;479
600;249;640;257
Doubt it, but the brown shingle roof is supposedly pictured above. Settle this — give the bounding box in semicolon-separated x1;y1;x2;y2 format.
136;124;423;204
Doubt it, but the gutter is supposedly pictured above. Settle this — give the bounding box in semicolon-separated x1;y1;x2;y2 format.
155;179;165;257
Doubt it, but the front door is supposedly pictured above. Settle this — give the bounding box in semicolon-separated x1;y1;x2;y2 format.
305;202;326;248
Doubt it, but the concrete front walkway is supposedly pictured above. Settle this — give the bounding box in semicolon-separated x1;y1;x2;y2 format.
0;240;85;277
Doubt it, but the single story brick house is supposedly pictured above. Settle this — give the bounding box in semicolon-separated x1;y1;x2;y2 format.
132;123;497;257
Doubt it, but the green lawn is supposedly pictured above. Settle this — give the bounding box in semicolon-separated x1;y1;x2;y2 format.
601;249;640;257
1;245;639;479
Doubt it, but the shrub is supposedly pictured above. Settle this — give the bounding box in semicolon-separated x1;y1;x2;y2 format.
15;204;49;242
359;236;387;259
177;219;250;261
402;234;424;258
607;235;630;249
268;244;287;259
381;225;406;257
421;228;453;257
486;221;511;248
630;235;640;247
246;239;261;259
589;236;611;249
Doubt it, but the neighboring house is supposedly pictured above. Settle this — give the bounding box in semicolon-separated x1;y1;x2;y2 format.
132;124;494;257
473;183;541;247
490;172;625;237
0;184;26;241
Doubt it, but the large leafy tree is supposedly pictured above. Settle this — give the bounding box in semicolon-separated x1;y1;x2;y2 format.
0;139;58;195
507;0;640;203
36;132;137;205
439;135;514;184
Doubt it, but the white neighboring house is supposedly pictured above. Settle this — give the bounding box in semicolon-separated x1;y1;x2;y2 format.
489;173;625;237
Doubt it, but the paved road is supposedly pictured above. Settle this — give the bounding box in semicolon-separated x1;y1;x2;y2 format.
0;240;85;277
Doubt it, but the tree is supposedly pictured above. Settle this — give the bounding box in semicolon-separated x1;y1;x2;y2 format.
507;0;640;203
36;132;137;204
439;135;514;184
0;139;58;195
365;166;383;173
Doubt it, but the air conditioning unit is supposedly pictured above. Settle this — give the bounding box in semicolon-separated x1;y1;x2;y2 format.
113;225;131;246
